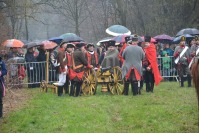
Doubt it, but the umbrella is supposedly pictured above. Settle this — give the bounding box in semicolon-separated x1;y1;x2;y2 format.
112;35;129;43
60;33;83;42
49;37;63;45
7;57;25;63
154;34;173;41
96;37;113;46
25;41;41;49
40;41;58;50
106;25;131;36
172;34;193;44
176;28;199;36
2;39;24;48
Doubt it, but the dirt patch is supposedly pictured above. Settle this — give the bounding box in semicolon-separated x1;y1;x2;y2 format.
3;88;34;116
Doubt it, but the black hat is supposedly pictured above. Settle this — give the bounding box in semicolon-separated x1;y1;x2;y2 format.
145;36;151;42
76;42;86;48
194;35;199;41
125;36;131;43
132;34;139;42
106;40;116;47
60;41;67;47
86;43;94;48
66;43;75;48
180;36;186;42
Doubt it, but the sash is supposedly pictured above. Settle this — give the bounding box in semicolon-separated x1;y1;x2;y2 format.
174;46;189;64
189;47;199;68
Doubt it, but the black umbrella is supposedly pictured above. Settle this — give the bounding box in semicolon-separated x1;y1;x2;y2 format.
60;33;83;43
176;28;199;37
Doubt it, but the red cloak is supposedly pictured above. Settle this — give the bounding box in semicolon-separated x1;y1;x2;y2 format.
144;43;162;85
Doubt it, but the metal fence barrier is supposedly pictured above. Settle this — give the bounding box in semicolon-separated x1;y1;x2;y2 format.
5;61;58;88
5;56;179;88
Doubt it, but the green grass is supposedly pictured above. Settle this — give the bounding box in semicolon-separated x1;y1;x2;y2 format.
0;82;198;133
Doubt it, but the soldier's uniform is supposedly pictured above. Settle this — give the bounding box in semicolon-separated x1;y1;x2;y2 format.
57;42;68;96
85;43;99;68
190;36;199;64
122;35;145;95
68;42;92;97
118;36;131;67
63;43;75;94
173;36;191;87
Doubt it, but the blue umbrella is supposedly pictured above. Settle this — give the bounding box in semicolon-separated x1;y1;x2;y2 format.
49;37;63;45
106;25;131;36
172;34;193;44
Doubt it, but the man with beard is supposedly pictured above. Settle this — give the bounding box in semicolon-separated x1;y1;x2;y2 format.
174;36;191;87
122;35;145;95
101;40;120;68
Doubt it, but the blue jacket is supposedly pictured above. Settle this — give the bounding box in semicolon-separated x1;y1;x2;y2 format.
0;59;7;82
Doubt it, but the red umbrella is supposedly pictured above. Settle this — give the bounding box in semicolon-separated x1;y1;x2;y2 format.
40;41;57;50
2;39;24;48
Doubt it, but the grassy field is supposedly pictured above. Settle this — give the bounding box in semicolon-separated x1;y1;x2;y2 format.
0;82;198;133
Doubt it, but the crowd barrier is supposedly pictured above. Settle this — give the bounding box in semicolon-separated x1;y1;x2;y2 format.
5;56;179;88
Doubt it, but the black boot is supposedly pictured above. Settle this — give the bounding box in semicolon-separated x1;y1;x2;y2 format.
132;82;138;96
70;83;75;96
57;86;63;96
150;82;154;92
180;77;184;87
187;75;192;87
0;98;2;118
123;82;129;95
146;83;150;92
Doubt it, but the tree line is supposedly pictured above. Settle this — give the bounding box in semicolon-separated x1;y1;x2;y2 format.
0;0;198;43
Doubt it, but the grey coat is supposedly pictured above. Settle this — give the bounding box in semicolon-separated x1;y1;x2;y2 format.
122;45;145;79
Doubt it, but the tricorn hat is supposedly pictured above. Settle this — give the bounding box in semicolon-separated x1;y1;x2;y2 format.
60;41;67;47
66;43;75;48
86;43;95;48
106;40;116;47
76;42;86;48
180;36;186;42
132;34;139;42
125;36;131;43
144;36;151;42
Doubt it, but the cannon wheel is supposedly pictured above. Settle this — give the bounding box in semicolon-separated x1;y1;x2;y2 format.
108;66;123;95
81;69;98;95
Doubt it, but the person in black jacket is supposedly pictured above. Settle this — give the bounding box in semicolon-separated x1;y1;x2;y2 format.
25;47;39;88
0;56;7;118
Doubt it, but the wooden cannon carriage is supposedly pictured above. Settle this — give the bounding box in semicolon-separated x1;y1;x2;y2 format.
81;66;123;95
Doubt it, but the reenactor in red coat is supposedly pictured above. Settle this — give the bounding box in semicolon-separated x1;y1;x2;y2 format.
64;43;75;94
68;42;92;97
85;43;99;68
56;42;68;96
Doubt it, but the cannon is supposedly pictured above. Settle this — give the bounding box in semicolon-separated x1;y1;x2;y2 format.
81;66;123;95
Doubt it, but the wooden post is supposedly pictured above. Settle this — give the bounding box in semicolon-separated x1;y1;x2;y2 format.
46;51;49;83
